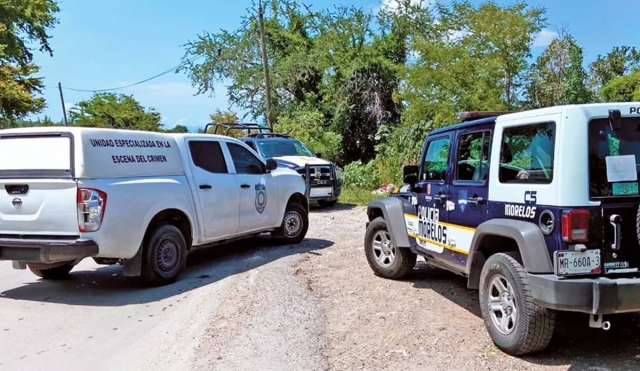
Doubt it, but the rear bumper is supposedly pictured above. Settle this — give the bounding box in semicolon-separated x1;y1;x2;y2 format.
0;238;99;263
529;274;640;314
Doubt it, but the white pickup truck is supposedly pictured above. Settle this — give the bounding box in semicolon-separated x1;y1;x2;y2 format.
0;126;309;285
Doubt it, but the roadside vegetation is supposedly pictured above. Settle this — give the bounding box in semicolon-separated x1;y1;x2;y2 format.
3;0;640;200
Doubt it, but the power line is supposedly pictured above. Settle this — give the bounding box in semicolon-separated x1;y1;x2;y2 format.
62;20;250;93
63;54;204;93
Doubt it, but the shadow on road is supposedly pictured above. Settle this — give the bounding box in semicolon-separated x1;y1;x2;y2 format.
310;202;358;214
407;261;640;370
0;236;333;307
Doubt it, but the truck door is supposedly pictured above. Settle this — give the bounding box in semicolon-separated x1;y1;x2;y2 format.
187;139;240;238
411;134;452;260
447;127;492;269
225;142;279;232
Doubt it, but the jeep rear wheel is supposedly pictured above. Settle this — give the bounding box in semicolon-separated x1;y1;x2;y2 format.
479;252;556;356
364;217;416;279
28;262;74;280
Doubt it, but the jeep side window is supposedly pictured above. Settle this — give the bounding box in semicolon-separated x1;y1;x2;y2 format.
499;122;556;184
188;140;228;173
421;138;450;181
456;131;490;182
228;142;265;175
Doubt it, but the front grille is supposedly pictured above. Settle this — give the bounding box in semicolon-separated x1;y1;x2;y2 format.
297;165;334;186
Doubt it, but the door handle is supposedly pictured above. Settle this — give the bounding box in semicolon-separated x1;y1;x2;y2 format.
199;184;212;189
240;184;250;189
467;196;486;205
434;193;448;202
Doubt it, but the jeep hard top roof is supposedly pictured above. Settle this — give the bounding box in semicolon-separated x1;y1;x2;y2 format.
430;103;640;136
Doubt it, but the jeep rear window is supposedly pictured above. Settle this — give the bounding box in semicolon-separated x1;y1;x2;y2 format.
499;122;555;184
0;134;72;177
589;117;640;198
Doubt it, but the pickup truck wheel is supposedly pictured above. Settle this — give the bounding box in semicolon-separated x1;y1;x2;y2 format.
141;224;188;286
271;202;308;244
364;217;416;280
28;262;74;280
479;252;556;356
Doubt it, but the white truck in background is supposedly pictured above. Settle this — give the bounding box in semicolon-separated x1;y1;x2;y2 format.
0;126;309;286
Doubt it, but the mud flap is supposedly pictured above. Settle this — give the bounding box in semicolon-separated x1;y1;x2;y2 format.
122;243;143;277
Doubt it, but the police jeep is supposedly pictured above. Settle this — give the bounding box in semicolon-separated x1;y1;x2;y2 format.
364;103;640;356
206;123;342;208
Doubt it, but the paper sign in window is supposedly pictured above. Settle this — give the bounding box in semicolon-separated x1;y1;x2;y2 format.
605;155;638;182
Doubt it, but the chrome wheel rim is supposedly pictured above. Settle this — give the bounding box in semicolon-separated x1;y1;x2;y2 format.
487;274;518;335
372;230;395;267
284;211;303;238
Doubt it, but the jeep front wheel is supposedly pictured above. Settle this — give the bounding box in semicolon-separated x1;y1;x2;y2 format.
364;217;416;279
479;252;556;356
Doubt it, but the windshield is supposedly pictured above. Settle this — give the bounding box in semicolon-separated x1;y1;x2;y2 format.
589;117;640;198
257;140;315;158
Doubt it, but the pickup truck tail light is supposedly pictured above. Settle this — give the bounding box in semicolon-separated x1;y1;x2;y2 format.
562;209;589;243
77;188;107;232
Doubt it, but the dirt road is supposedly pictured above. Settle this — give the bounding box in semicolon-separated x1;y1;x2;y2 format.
1;204;640;370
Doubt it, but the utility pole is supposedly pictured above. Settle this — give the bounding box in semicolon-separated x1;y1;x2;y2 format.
58;82;68;126
257;0;273;129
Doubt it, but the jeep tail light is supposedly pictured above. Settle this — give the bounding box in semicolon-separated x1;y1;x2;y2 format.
77;188;107;232
562;209;589;243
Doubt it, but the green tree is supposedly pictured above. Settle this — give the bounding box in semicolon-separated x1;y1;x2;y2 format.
0;0;60;124
524;29;592;108
600;71;640;102
165;125;189;133
205;109;244;136
69;93;163;131
589;46;640;97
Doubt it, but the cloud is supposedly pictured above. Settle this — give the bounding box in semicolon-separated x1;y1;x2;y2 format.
532;28;558;48
379;0;435;13
64;102;75;112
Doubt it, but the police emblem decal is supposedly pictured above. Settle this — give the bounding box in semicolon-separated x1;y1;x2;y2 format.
255;183;267;214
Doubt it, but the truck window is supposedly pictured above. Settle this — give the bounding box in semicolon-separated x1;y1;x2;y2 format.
189;140;228;173
0;135;72;177
456;131;490;182
228;142;265;175
421;137;450;181
499;122;555;184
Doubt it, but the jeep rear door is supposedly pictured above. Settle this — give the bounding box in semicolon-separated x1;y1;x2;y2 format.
0;132;80;235
447;126;493;268
588;116;640;274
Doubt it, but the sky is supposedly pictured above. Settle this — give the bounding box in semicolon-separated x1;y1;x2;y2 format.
28;0;640;132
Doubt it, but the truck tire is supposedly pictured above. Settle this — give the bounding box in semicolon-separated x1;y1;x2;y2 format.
318;199;338;208
479;252;556;356
271;202;309;244
364;217;416;279
140;224;188;286
28;262;74;280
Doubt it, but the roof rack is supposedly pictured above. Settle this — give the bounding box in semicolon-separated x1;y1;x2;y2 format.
203;122;291;138
203;122;273;136
456;111;518;122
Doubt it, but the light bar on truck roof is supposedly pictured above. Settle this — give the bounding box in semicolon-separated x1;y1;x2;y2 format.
456;111;519;122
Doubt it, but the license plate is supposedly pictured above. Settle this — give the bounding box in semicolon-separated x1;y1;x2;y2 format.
555;249;601;276
315;180;330;185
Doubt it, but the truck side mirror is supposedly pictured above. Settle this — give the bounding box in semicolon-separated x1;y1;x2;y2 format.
266;159;278;171
315;152;322;158
403;165;419;185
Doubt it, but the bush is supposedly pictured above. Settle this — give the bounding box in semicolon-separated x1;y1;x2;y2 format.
342;160;381;189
